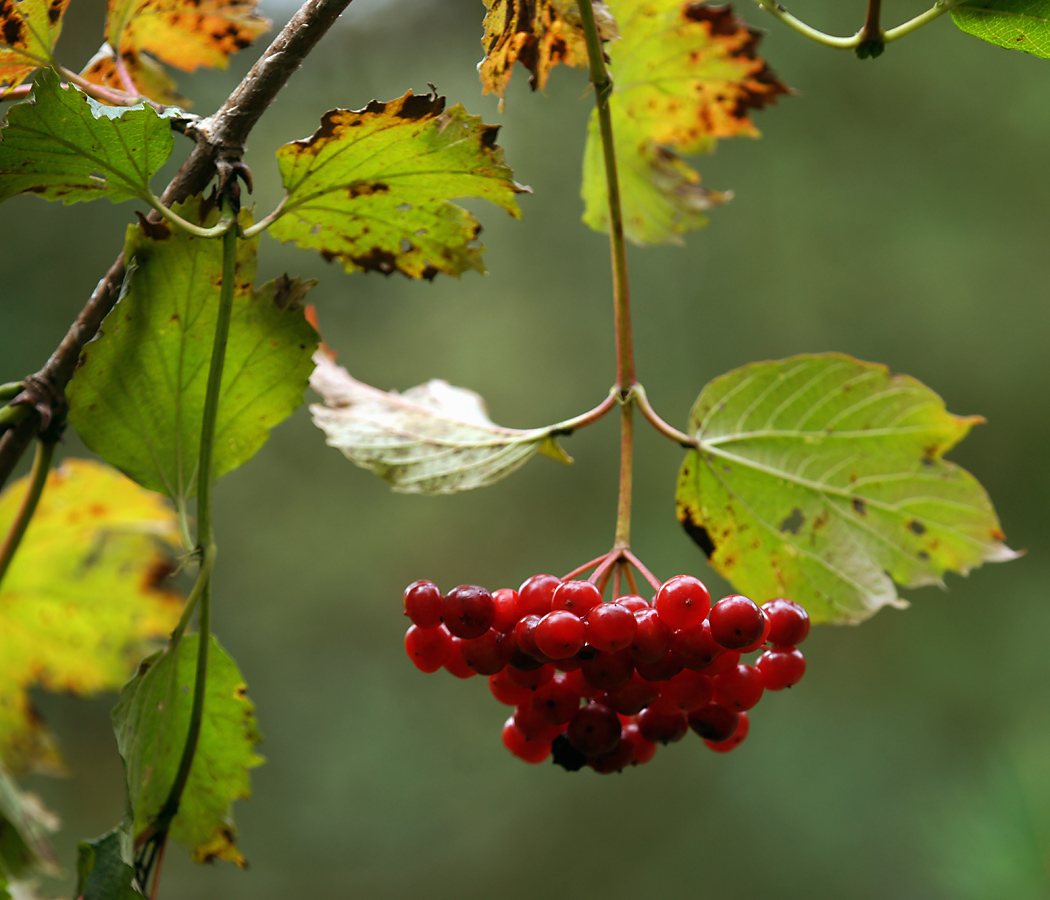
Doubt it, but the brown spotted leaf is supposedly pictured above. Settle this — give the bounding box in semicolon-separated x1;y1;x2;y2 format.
0;0;69;91
104;0;269;74
0;459;183;775
478;0;617;107
582;0;789;244
675;354;1019;624
270;90;529;279
80;43;188;106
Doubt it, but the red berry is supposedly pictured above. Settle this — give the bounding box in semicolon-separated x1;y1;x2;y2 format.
567;702;622;757
712;664;765;711
506;662;555;690
762;598;810;646
552;580;603;616
403;580;443;629
581;649;635;691
518;573;560;617
584;602;638;652
512;704;564;742
529;673;582;725
404;624;452;673
655;575;711;631
687;703;739;743
510;615;553;667
533;610;587;659
656;669;713;712
630;608;674;663
459;628;508;675
709;595;765;649
588;737;636;773
443;638;477;678
637;704;688;744
673;620;725;670
622;723;658;765
703;649;741;677
489;670;534;706
616;595;650;613
738;610;771;653
634;650;684;682
563;668;601;699
443;585;495;639
502;717;552;763
704;711;750;752
756;646;806;690
491;588;521;632
604;672;661;716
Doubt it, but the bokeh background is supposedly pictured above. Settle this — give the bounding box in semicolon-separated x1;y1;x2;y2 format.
2;0;1049;895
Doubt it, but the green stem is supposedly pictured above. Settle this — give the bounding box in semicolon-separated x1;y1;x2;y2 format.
169;543;217;647
884;0;958;42
613;399;634;549
146;194;234;238
0;383;21;402
753;0;957;48
634;383;696;447
240;198;287;239
0;405;29;430
0;439;55;590
753;0;862;48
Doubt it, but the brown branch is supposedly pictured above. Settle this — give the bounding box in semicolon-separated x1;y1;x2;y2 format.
0;0;355;488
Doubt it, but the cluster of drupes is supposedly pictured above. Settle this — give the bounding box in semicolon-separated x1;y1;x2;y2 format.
403;573;809;772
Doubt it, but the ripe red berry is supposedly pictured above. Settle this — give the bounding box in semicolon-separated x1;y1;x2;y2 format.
533;610;587;659
756;646;806;690
581;649;635;691
443;638;477;679
656;669;713;712
604;672;661;716
403;580;443;628
506;662;555;690
673;620;725;670
634;650;684;682
567;702;622;757
518;573;560;617
655;575;711;631
630;608;674;663
502;717;553;763
709;595;765;650
459;628;508;675
443;585;495;639
489;670;534;706
512;704;564;742
703;649;741;677
712;663;765;711
704;711;750;752
510;615;553;667
584;602;637;652
552;580;603;616
404;624;452;673
637;704;688;744
529;673;582;725
563;667;601;699
738;610;772;653
491;588;521;632
622;723;657;766
687;703;739;743
588;737;636;774
762;598;811;646
616;595;650;613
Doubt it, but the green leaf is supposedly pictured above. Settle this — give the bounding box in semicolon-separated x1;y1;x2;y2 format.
0;766;58;880
76;829;140;900
0;459;183;775
0;67;175;205
952;0;1050;58
67;197;318;508
310;351;572;494
675;354;1018;624
581;0;788;245
270;90;529;279
112;634;263;867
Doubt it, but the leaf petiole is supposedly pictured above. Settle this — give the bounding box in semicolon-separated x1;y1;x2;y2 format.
0;383;22;402
0;438;55;590
633;384;696;447
883;0;961;42
146;194;235;237
240;198;286;238
0;404;30;430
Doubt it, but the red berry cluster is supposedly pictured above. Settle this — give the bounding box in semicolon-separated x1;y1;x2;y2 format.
402;573;809;772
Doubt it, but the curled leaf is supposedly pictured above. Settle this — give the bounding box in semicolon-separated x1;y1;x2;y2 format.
310;351;572;494
675;354;1019;624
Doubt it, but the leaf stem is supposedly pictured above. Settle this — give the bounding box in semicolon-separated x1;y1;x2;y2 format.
56;65;141;107
634;384;697;447
0;438;55;590
753;0;863;48
240;197;287;238
549;391;617;435
883;0;959;42
613;398;634;548
169;543;217;647
753;0;958;49
146;195;234;238
0;404;29;430
0;383;22;402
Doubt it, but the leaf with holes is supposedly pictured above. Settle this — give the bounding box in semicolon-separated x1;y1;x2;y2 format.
478;0;617;107
104;0;269;74
0;459;183;775
67;196;318;509
582;0;789;244
952;0;1050;58
0;766;58;880
675;354;1018;624
0;67;175;205
80;44;187;106
270;90;529;279
0;0;70;91
310;350;572;494
112;634;263;866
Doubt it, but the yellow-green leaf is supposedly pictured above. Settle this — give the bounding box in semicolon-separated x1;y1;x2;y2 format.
0;459;183;775
0;0;70;91
675;355;1019;624
582;0;788;244
80;43;188;107
952;0;1050;58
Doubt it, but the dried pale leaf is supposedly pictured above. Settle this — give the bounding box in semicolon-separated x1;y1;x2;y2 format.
80;43;188;106
310;352;570;494
271;91;528;279
0;459;183;774
0;0;69;90
675;354;1019;624
582;0;789;244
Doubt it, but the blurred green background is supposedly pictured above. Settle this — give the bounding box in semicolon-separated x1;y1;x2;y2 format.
2;0;1048;896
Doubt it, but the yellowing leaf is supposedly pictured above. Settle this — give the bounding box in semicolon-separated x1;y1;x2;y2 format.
80;44;188;106
582;0;789;244
104;0;269;74
271;91;528;279
0;459;183;775
0;0;70;91
310;351;572;494
478;0;616;106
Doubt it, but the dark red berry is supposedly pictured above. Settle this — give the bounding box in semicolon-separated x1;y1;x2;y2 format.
656;669;713;712
459;628;508;675
491;588;521;632
584;602;637;652
551;734;587;771
634;650;684;682
738;609;771;653
712;663;765;711
566;703;622;757
563;668;601;699
630;608;674;663
502;717;552;763
756;646;806;690
762;598;810;646
518;573;560;617
673;620;725;670
703;649;741;677
506;662;555;690
510;615;553;666
530;673;582;725
513;704;564;742
443;585;495;639
588;736;636;773
622;722;658;766
704;711;750;752
443;638;477;678
533;610;587;659
581;649;635;691
637;704;688;744
552;580;603;616
403;580;443;629
404;624;452;673
489;670;534;706
655;575;711;631
709;595;765;650
687;703;739;742
604;672;661;716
